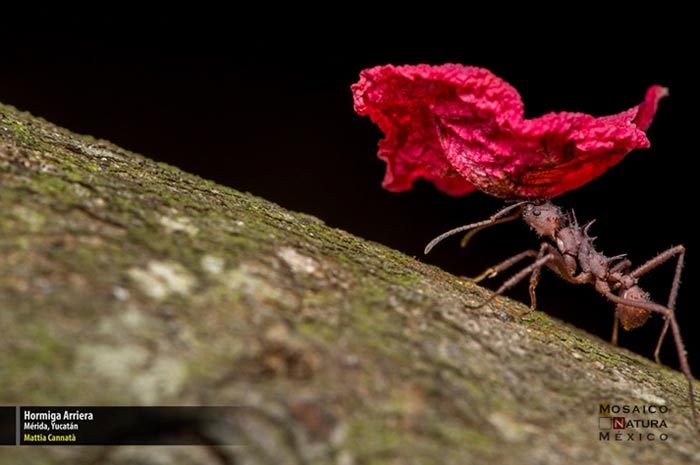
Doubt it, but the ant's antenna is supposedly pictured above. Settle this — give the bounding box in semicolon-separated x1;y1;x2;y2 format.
459;211;524;249
424;201;527;255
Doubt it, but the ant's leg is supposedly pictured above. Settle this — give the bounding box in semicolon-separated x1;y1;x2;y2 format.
604;291;697;428
631;246;685;364
631;245;685;280
528;243;552;311
468;242;573;309
611;312;620;346
465;254;555;309
610;258;632;275
609;259;632;293
608;257;629;345
470;250;538;283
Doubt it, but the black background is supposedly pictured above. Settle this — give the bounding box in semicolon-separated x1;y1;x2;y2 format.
2;9;696;374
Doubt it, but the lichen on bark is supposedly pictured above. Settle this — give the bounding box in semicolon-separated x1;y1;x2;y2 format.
1;102;698;464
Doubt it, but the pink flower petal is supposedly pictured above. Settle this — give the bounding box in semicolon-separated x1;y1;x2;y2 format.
352;64;666;199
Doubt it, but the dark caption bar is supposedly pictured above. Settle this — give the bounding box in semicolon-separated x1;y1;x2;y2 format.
0;407;246;446
0;407;14;445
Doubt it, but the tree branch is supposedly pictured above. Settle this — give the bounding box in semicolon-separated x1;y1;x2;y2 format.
1;102;698;464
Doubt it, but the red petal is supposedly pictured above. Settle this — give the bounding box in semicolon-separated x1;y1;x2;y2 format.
352;65;666;199
352;64;508;196
633;85;669;130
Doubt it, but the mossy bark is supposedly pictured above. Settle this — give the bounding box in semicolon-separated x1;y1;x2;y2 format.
0;103;698;465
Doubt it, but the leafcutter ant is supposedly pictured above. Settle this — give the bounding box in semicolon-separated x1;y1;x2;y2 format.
425;200;697;427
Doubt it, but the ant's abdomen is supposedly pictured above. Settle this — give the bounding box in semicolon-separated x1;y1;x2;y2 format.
616;286;651;330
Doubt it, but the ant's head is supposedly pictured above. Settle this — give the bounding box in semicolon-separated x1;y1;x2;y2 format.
522;201;564;237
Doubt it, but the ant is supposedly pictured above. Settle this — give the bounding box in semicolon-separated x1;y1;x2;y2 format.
424;200;697;427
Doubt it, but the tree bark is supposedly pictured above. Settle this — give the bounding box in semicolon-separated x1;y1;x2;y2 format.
1;102;698;464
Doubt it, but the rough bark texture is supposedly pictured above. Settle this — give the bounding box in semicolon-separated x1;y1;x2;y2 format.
0;102;698;464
